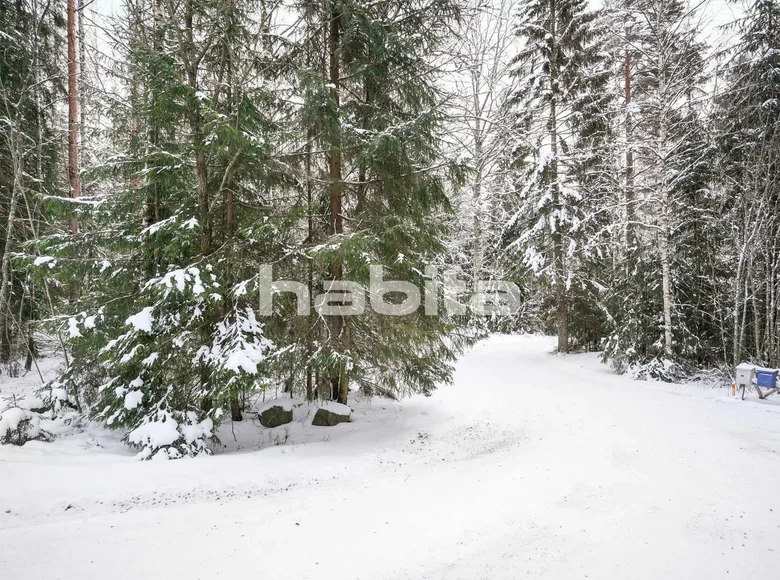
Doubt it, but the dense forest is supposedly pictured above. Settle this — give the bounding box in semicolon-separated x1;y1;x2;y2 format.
1;0;779;456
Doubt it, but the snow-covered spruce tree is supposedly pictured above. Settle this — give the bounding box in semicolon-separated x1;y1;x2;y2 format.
601;0;710;379
712;0;780;369
559;9;617;353
273;0;472;403
54;0;291;458
501;0;612;353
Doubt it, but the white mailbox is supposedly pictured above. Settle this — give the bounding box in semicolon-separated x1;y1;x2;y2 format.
736;363;755;387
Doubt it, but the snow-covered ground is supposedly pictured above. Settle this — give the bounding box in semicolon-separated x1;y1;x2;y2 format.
1;335;779;579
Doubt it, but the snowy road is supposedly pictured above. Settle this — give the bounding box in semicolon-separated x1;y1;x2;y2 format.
2;335;779;579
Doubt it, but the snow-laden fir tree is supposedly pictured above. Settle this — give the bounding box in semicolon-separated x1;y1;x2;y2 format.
273;0;472;404
42;0;476;457
502;0;611;353
51;0;291;458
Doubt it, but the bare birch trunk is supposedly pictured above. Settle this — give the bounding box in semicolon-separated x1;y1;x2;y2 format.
733;244;746;367
659;211;673;356
656;14;673;358
471;82;484;283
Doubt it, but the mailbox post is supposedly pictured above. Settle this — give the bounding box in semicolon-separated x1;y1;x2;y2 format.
735;363;755;400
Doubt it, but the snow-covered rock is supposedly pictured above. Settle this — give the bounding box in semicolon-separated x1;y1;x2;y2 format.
258;398;294;428
311;401;351;426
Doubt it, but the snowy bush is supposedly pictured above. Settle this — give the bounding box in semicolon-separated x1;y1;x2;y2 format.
39;381;80;419
128;408;214;460
0;406;49;446
83;264;273;459
629;357;690;383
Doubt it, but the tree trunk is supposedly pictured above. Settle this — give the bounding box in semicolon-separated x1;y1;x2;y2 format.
623;26;634;258
656;16;673;359
0;136;23;363
769;234;779;365
471;66;484;283
305;126;315;402
327;5;347;403
472;132;484;283
78;0;86;150
195;123;209;253
549;0;568;354
179;0;209;254
225;52;235;240
67;0;80;232
733;240;746;366
659;212;674;356
24;326;37;372
225;50;240;420
143;0;162;273
230;393;242;421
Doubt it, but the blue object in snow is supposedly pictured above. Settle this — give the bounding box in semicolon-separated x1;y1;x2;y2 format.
755;370;778;388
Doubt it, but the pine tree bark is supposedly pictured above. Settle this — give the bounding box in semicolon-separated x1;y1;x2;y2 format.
78;0;86;146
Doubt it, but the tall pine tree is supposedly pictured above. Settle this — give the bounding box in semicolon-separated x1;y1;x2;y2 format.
503;0;610;353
